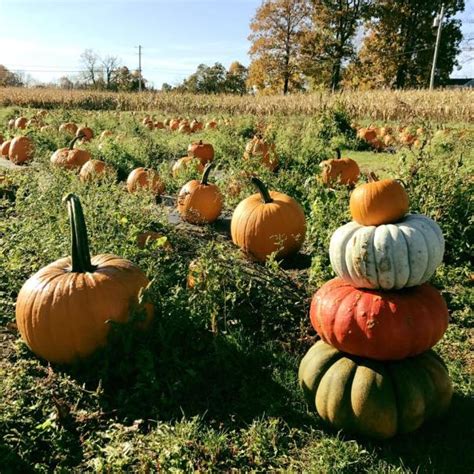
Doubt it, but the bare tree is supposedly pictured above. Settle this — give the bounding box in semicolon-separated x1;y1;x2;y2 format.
79;49;101;87
101;55;120;89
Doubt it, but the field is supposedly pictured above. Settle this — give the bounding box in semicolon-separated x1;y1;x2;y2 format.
0;89;473;472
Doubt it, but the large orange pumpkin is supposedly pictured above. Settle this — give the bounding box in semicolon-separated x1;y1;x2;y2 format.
243;136;279;171
350;173;409;225
319;149;360;186
177;163;223;224
15;194;153;364
231;177;306;262
127;167;165;196
50;136;91;170
310;278;449;361
9;136;34;165
187;140;214;165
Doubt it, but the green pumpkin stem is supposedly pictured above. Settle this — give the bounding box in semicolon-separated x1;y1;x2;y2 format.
201;163;214;185
335;148;341;160
64;194;94;273
368;172;378;182
251;177;273;204
68;136;81;150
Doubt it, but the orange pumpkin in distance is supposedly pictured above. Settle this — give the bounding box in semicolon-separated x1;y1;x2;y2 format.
231;177;306;262
127;167;165;196
350;173;409;226
79;159;113;182
76;126;94;141
51;136;91;170
319;149;360;186
59;122;78;135
9;136;34;165
187;140;214;165
243;136;279;171
177;163;223;224
15;117;28;130
15;194;153;364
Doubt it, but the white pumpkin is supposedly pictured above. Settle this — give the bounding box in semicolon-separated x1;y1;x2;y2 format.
329;214;444;290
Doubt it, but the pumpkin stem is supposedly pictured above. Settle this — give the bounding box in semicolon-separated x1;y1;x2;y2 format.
68;136;81;150
336;148;341;160
251;177;273;204
63;194;94;273
199;139;203;145
201;163;214;185
367;172;378;182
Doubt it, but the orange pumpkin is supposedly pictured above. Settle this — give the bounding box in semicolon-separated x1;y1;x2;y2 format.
1;140;11;158
177;163;223;224
231;177;306;262
15;194;153;364
15;117;28;130
187;140;214;165
178;122;192;134
127;167;165;196
79;159;112;182
59;122;78;135
319;149;360;186
205;119;218;130
9;136;34;165
190;119;203;132
50;136;91;170
243;136;279;171
169;119;181;131
350;172;409;226
0;133;3;145
172;156;205;178
155;121;165;129
76;126;94;141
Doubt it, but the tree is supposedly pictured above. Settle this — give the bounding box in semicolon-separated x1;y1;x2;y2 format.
248;0;311;94
0;65;23;87
225;61;248;94
302;0;369;90
58;76;74;90
346;0;465;89
101;55;120;90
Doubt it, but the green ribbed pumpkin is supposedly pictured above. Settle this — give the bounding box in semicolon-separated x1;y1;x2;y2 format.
298;341;452;439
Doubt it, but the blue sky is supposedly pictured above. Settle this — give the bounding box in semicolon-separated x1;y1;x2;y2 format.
1;0;473;88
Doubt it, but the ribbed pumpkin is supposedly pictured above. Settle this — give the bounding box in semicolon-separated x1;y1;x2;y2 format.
15;194;153;364
1;140;11;158
79;159;112;182
231;177;306;262
9;136;34;165
51;136;91;170
59;122;78;135
319;149;360;186
243;136;279;171
299;341;453;439
187;140;214;165
172;156;205;177
310;278;448;360
127;167;165;196
15;117;28;130
329;214;444;290
350;173;409;226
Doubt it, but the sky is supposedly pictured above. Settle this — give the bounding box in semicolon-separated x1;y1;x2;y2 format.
0;0;473;88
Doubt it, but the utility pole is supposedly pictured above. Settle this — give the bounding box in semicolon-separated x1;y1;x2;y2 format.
137;44;142;92
429;4;445;90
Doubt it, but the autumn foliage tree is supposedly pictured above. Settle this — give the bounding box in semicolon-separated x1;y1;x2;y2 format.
346;0;465;88
248;0;311;94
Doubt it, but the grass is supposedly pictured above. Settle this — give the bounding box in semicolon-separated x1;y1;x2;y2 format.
0;103;473;472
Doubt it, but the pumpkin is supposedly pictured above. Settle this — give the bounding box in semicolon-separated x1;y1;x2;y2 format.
178;122;192;134
383;134;395;146
127;167;165;196
0;133;3;145
329;214;444;290
27;119;38;128
15;194;153;364
15;117;28;129
357;127;377;142
1;140;11;158
142;116;151;125
169;119;181;131
299;340;452;439
243;136;279;171
310;277;448;360
187;140;214;165
190;119;203;132
144;120;154;130
319;149;360;186
8;119;15;129
9;136;34;165
59;122;78;135
350;173;409;226
172;156;205;178
40;125;53;132
231;177;306;262
100;130;113;140
79;159;112;182
50;136;91;170
136;231;172;251
177;163;223;224
205;119;218;130
155;121;165;129
76;126;94;141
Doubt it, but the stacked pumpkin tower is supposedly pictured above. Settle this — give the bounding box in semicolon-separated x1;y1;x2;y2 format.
299;174;453;440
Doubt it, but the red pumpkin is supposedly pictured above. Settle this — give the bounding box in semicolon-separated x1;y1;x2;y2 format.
310;278;449;361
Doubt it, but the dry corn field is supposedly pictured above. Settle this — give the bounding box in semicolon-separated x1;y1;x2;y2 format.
1;87;473;122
